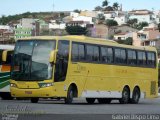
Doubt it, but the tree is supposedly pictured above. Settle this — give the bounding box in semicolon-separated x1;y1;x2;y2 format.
104;19;118;27
73;9;81;13
102;0;109;8
97;14;105;20
94;6;103;11
103;6;114;11
136;22;148;30
127;19;138;27
124;37;133;45
65;25;88;35
113;2;119;11
117;37;133;45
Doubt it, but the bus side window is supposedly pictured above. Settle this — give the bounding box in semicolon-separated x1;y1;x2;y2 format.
101;47;113;63
86;45;99;62
138;51;146;66
93;46;99;62
115;48;126;64
101;47;107;63
127;50;137;65
86;45;93;62
72;43;85;62
147;52;156;67
115;48;120;63
107;48;113;63
79;44;85;61
72;43;79;61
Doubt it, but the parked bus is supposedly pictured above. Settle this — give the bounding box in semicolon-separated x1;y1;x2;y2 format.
9;36;158;104
0;45;14;100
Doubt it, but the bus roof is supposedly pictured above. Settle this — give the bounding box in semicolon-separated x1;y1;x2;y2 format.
0;45;14;50
19;36;157;52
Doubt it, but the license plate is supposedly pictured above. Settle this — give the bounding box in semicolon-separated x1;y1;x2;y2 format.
25;91;32;94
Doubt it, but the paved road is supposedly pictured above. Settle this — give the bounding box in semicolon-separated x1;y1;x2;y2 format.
0;98;160;120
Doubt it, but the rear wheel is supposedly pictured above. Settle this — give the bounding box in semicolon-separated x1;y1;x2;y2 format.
130;87;140;104
119;87;130;104
86;98;96;104
98;98;111;104
31;98;39;103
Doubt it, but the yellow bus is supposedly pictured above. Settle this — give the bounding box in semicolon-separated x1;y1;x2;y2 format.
9;36;158;104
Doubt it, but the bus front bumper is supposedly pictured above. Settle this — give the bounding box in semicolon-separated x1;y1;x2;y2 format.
10;87;56;98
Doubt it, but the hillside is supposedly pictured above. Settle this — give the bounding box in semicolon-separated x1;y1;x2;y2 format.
0;11;70;25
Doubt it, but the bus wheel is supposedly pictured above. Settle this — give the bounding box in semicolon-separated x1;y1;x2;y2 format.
65;86;74;104
0;92;13;100
98;98;111;104
86;98;95;104
130;87;140;104
31;98;39;103
119;87;130;104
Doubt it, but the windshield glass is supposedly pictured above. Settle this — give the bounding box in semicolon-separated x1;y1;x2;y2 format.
11;40;56;81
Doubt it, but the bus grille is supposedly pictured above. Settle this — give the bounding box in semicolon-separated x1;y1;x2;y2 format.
150;81;156;95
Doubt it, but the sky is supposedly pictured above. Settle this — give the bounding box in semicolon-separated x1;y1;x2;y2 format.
0;0;160;17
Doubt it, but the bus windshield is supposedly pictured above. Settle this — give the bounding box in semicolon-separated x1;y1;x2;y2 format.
11;40;56;81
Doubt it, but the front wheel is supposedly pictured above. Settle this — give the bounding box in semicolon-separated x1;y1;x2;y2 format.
86;98;96;104
31;98;39;103
65;86;74;104
0;92;13;100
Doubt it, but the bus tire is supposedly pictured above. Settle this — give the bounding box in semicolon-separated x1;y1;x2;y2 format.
98;98;111;104
130;87;140;104
0;92;13;100
65;86;74;104
119;87;130;104
31;98;39;103
86;98;95;104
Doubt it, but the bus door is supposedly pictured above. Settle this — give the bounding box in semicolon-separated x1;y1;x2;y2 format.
54;40;69;96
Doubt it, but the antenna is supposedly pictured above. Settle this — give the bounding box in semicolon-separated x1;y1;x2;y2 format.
52;0;55;19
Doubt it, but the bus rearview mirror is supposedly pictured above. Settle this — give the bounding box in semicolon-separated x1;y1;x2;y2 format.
2;50;7;62
49;50;57;63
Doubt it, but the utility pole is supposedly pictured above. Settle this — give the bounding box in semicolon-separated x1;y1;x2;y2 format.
53;0;55;19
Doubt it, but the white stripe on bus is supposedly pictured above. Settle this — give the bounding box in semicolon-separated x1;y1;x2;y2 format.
0;75;10;79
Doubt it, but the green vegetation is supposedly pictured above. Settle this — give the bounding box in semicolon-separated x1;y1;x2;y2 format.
104;19;118;27
117;37;133;45
127;19;148;30
73;9;81;13
136;22;149;30
65;25;88;35
127;19;138;27
0;11;67;25
95;0;119;11
112;2;119;11
102;0;109;8
94;6;103;11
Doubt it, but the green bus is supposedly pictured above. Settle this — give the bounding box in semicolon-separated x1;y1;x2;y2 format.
0;45;14;100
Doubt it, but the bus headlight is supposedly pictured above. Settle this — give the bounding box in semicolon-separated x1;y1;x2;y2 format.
10;83;17;88
39;83;53;88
